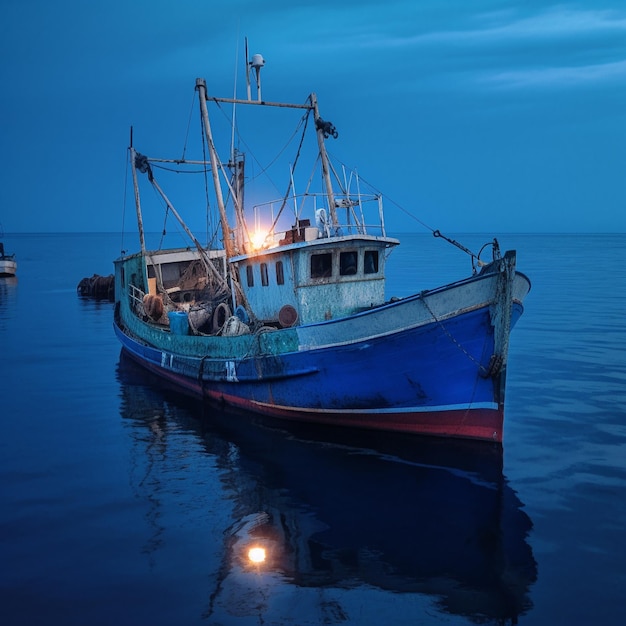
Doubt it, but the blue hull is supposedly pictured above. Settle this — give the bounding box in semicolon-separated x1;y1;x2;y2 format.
114;298;524;441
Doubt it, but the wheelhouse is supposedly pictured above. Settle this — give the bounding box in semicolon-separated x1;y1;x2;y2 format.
233;233;398;326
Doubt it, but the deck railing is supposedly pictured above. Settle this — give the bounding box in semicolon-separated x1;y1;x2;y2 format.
128;283;146;314
239;192;386;250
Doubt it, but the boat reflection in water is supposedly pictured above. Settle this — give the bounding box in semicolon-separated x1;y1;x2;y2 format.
117;351;537;624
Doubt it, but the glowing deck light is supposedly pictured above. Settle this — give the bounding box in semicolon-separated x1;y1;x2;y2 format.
250;230;268;250
248;546;266;564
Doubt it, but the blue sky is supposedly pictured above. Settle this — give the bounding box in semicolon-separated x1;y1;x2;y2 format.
1;0;625;234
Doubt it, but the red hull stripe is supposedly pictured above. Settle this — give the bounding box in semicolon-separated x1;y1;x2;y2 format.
212;391;504;443
128;353;504;442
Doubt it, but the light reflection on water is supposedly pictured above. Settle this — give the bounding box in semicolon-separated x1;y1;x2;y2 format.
117;351;536;625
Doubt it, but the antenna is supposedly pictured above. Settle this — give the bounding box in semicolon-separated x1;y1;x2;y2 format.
245;42;265;102
231;40;239;161
250;53;265;101
245;37;251;101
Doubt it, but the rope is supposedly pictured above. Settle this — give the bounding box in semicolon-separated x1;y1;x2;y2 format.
158;204;169;248
324;153;487;265
251;108;311;182
420;293;489;377
266;107;312;237
212;98;310;192
151;163;211;174
180;91;197;161
326;159;437;234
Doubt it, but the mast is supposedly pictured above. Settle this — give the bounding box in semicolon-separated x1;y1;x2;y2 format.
310;93;338;229
230;150;246;251
196;78;235;260
129;143;146;255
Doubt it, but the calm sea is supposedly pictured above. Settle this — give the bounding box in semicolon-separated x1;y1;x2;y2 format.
1;232;624;625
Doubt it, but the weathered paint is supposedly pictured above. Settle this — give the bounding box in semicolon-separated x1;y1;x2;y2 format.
233;235;397;324
114;249;530;442
113;270;523;440
118;332;505;441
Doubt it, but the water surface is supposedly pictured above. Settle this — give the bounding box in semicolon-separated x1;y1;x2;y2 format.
1;232;624;625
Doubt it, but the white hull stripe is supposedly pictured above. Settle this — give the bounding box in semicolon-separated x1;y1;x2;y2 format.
248;401;499;414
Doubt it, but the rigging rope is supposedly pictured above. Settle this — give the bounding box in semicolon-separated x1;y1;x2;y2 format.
151;163;211;174
326;151;491;268
420;294;491;377
180;91;197;161
158;205;169;249
212;98;310;192
265;106;312;237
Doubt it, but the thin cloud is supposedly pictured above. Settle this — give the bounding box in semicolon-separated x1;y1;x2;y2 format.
358;7;626;48
279;5;626;94
482;58;626;89
355;6;626;92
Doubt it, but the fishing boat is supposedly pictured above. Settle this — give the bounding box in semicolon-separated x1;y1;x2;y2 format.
114;50;531;442
0;241;17;277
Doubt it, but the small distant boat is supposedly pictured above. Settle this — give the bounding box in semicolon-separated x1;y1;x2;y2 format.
114;46;531;442
0;241;17;277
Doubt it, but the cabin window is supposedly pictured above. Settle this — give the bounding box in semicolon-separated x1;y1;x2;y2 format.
339;251;358;276
246;265;254;287
260;262;269;286
311;253;332;278
276;261;285;285
364;250;379;274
